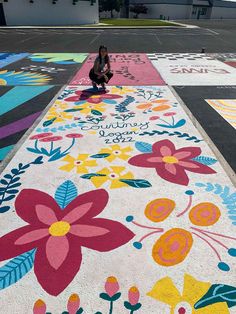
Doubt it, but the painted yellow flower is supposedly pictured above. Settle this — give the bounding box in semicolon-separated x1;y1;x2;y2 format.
147;274;229;314
75;102;106;115
110;86;135;95
91;166;134;189
46;100;72;123
60;154;98;174
98;145;133;162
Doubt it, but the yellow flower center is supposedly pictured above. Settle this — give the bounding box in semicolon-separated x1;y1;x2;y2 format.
162;156;178;164
75;160;83;165
0;79;7;85
109;173;119;179
49;221;70;237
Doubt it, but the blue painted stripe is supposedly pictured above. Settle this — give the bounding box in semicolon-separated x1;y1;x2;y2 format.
0;53;29;68
0;85;53;115
0;145;14;161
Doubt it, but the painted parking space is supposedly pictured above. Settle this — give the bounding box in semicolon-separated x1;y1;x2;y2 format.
0;85;236;314
206;99;236;129
0;53;29;68
0;85;61;161
148;53;236;86
70;53;165;86
1;53;88;86
174;86;236;172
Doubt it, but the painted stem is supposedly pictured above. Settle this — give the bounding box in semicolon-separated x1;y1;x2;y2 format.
192;232;222;261
34;140;39;151
49;142;54;155
191;227;228;250
158;118;172;126
176;195;193;217
109;301;113;314
61;138;75;155
132;221;164;231
139;230;164;243
191;227;236;241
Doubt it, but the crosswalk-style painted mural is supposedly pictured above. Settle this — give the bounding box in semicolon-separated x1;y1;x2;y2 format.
0;52;236;314
206;99;236;129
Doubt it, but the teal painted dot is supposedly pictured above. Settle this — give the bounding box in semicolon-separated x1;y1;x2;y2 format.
228;248;236;257
185;190;194;195
126;216;134;222
218;262;230;272
133;242;142;249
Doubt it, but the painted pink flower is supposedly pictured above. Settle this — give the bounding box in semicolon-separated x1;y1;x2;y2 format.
66;133;83;139
30;133;53;140
105;276;120;297
0;189;134;296
67;294;80;314
163;112;176;117
149;116;160;121
33;299;47;314
128;286;140;305
65;90;122;104
39;136;63;142
128;140;216;186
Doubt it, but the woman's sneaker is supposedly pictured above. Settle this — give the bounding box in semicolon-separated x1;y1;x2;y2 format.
92;82;98;91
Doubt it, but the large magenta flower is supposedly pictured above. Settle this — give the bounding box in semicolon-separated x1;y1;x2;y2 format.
0;189;134;296
129;140;216;186
65;90;122;104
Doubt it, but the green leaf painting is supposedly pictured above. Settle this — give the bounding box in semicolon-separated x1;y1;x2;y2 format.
194;284;236;309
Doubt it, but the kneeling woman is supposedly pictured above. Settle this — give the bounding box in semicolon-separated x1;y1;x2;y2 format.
89;45;113;90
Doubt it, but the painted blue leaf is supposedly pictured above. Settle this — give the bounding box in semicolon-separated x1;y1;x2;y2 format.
0;206;10;213
214;184;223;195
81;173;106;179
55;180;78;209
91;110;103;116
90;153;110;159
194;284;236;309
156;123;173;128
27;148;40;154
135;142;152;153
0;249;36;290
221;186;230;199
48;152;68;162
32;156;44;164
119;179;152;188
229;215;236;221
195;183;206;188
3;195;15;202
173;119;186;128
40;148;50;156
192;156;218;166
206;183;214;192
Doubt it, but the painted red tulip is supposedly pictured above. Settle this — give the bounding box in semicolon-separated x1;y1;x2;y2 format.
128;286;140;305
39;136;63;142
163;112;176;117
30;133;53;140
67;293;80;314
105;276;120;297
33;299;46;314
66;133;83;139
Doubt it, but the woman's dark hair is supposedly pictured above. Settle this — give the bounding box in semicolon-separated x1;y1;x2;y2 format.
99;45;109;64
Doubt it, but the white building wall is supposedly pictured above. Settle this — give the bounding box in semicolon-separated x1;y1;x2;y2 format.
131;4;192;20
211;6;236;19
3;0;99;26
